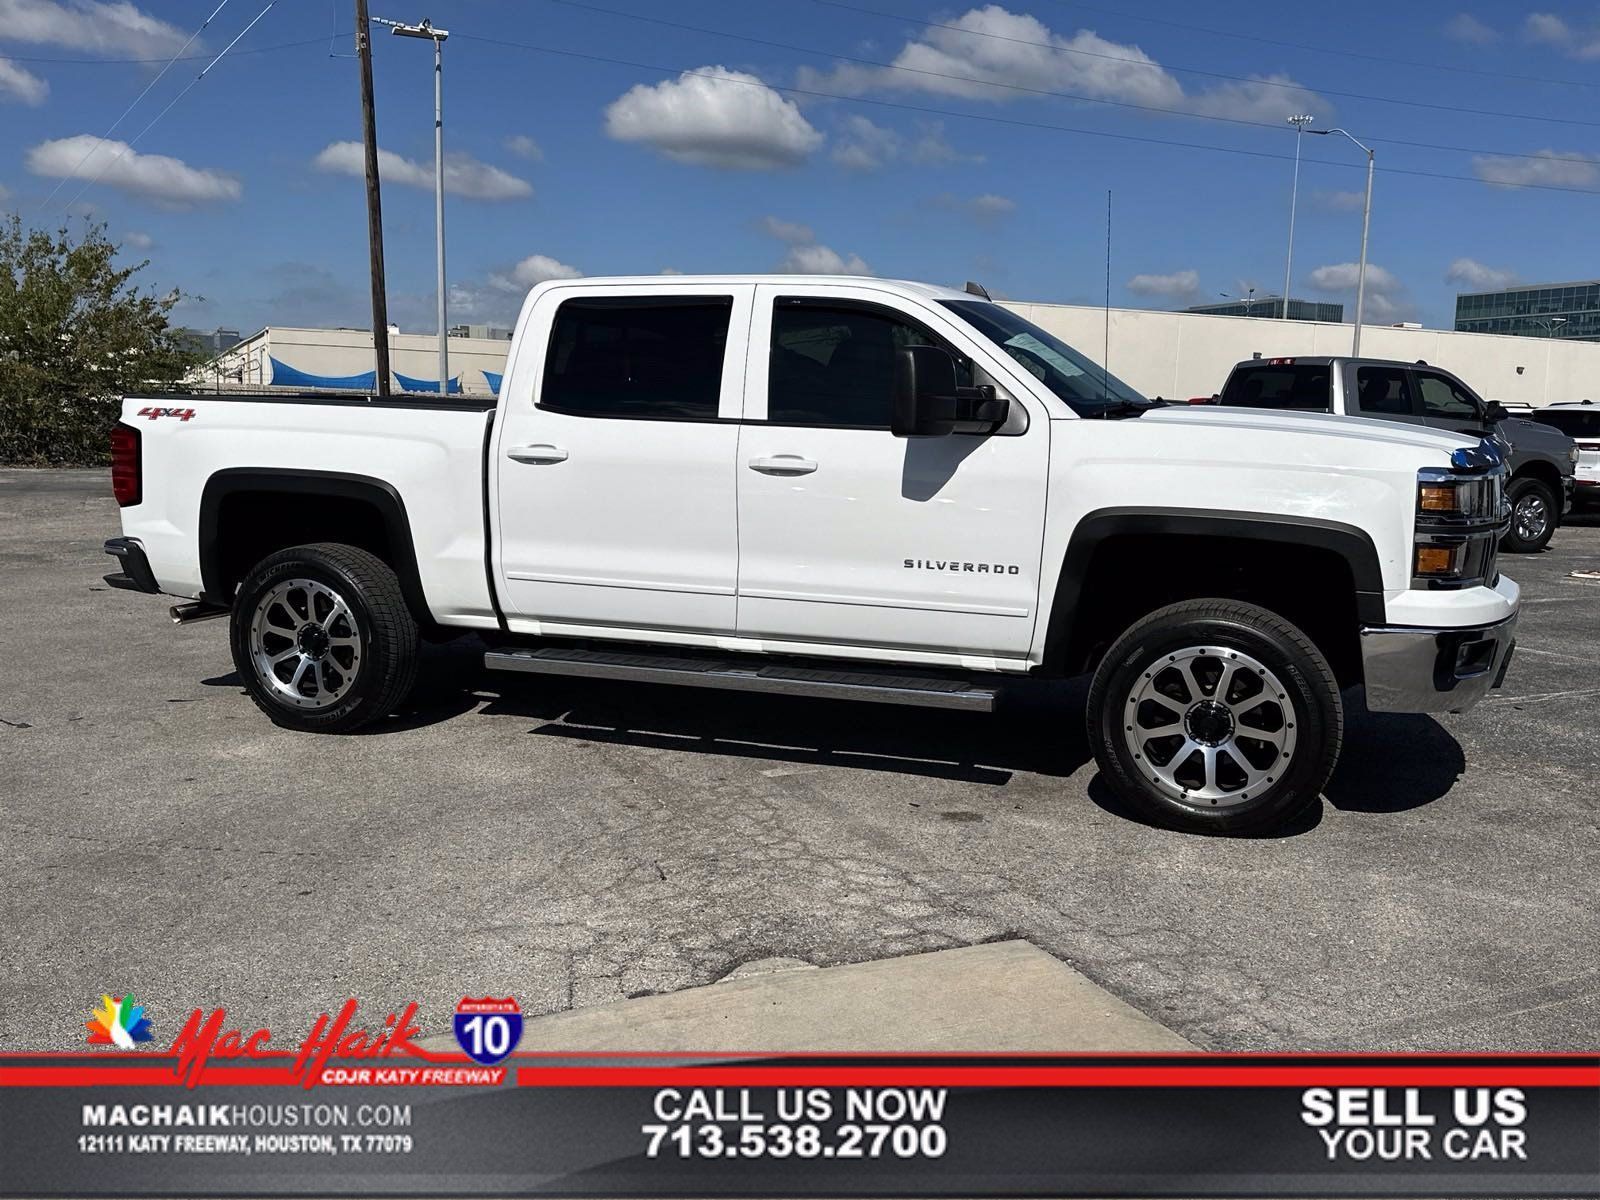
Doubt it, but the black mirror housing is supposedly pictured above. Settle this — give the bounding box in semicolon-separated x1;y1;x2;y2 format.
892;345;1008;437
1484;400;1510;423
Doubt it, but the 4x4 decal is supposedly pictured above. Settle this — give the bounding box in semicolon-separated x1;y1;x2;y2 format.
137;406;197;421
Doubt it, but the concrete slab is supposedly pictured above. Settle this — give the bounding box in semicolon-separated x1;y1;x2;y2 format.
420;941;1193;1053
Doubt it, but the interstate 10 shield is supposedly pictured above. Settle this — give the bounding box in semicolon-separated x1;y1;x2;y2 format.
453;997;522;1065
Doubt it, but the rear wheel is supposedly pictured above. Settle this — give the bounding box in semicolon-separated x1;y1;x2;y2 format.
1501;477;1556;554
1087;599;1342;834
230;543;419;733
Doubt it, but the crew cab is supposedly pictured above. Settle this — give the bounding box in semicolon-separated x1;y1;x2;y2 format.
1214;355;1577;553
104;276;1520;834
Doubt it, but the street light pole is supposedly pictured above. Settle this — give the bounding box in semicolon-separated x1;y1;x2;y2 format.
379;16;451;395
1283;114;1315;321
1312;127;1375;356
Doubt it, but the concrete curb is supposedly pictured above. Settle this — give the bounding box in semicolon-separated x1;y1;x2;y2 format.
420;940;1191;1053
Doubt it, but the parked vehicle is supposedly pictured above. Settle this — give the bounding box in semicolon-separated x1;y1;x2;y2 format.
104;276;1519;834
1528;400;1600;508
1215;356;1577;553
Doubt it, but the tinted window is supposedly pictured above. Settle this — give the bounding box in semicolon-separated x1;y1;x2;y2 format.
1416;373;1480;420
768;300;968;427
938;299;1147;413
1533;410;1600;439
1354;367;1414;417
1219;365;1331;411
541;296;731;419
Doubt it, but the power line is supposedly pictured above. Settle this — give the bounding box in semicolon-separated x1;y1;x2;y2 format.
536;0;1600;167
1047;0;1600;92
58;3;278;213
2;36;332;65
805;0;1600;132
37;0;232;215
450;33;1600;197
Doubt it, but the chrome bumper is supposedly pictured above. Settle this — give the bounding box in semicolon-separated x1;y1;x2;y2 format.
1360;612;1517;714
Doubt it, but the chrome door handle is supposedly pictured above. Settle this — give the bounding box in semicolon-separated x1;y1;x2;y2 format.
748;454;817;475
507;444;568;464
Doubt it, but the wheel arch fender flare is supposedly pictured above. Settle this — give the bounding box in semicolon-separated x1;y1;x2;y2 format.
198;468;430;623
1040;507;1387;671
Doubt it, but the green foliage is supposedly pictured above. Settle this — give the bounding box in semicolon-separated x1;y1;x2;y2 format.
1;215;199;465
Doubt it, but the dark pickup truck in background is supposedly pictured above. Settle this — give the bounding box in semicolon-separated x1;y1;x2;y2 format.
1211;356;1578;553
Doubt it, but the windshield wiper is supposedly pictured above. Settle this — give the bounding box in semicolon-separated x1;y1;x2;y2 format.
1088;397;1166;419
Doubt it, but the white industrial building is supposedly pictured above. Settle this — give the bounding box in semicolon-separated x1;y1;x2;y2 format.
193;300;1600;407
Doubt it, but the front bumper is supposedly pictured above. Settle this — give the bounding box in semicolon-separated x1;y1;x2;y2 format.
1360;611;1518;714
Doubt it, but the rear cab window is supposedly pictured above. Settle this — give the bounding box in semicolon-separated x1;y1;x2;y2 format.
1218;365;1331;411
1533;409;1600;440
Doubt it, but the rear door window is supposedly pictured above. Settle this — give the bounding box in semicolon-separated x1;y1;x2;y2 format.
1352;367;1416;417
1218;365;1331;411
541;296;732;420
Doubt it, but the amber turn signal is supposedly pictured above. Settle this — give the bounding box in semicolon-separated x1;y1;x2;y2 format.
1414;545;1462;576
1418;484;1459;513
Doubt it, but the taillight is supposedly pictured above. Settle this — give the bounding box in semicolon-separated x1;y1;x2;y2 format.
110;423;141;507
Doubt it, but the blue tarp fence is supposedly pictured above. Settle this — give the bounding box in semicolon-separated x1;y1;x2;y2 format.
483;371;503;395
267;357;377;390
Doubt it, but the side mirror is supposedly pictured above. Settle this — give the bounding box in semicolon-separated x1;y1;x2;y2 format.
891;345;1008;437
1484;400;1509;423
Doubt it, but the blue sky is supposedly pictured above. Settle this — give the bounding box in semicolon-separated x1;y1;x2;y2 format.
4;0;1598;334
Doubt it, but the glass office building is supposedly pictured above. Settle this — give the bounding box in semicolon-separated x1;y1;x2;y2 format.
1454;280;1600;342
1184;298;1344;322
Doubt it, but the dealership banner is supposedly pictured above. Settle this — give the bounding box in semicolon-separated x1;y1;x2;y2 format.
2;1004;1597;1196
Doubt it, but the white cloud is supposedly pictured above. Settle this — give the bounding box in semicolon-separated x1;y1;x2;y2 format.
779;243;872;275
1446;257;1517;290
758;215;870;275
1445;13;1499;45
604;66;823;170
1524;12;1600;59
0;57;47;104
121;230;153;249
313;141;531;201
1470;148;1599;188
488;254;583;292
504;134;542;161
0;0;191;57
830;115;977;171
1308;261;1415;322
798;6;1329;122
1311;188;1366;211
1127;269;1199;301
931;191;1016;224
26;135;240;205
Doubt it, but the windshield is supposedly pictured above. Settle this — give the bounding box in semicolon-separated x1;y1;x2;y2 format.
938;300;1148;415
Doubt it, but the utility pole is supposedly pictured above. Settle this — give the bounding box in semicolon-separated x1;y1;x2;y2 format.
1312;127;1375;356
354;0;392;396
1283;114;1315;321
379;16;450;395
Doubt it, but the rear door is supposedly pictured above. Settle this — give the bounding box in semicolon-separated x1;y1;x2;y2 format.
1342;362;1423;426
493;284;752;636
733;284;1049;659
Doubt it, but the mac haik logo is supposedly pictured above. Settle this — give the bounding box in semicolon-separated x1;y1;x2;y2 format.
86;994;155;1048
453;997;521;1066
168;998;423;1088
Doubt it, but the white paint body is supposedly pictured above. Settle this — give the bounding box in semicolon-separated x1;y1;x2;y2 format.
120;276;1518;675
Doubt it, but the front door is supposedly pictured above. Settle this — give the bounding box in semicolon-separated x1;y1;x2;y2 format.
734;284;1049;659
493;284;752;636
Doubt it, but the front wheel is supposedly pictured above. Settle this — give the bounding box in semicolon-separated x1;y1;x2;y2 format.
229;543;420;733
1501;477;1557;554
1086;599;1343;834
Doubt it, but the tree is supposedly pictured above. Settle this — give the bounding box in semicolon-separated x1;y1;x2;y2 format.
1;215;198;465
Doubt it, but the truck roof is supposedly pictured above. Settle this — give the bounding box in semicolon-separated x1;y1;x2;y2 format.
1228;355;1431;370
526;275;979;303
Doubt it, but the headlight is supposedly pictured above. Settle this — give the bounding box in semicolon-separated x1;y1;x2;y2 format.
1412;454;1507;589
1415;474;1501;521
1572;446;1582;466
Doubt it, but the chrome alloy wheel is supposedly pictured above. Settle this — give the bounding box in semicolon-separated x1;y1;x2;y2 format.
1122;645;1298;808
249;578;363;709
1513;493;1549;543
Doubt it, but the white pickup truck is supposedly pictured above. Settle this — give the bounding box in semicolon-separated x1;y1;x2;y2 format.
105;275;1519;833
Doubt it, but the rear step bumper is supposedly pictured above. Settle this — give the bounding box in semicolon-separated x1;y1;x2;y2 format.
484;646;997;712
103;537;160;594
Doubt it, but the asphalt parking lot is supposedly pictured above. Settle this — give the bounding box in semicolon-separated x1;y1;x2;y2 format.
3;468;1598;1053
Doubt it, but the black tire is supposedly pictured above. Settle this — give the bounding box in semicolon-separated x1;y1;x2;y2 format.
1086;599;1342;834
1500;477;1557;554
229;542;420;733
